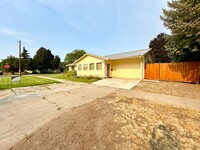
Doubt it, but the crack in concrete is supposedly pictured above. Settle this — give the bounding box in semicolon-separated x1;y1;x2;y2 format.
42;97;62;111
183;98;188;108
41;85;51;90
10;89;16;95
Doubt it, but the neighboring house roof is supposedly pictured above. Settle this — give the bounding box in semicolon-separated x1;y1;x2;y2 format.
75;53;108;64
105;48;151;60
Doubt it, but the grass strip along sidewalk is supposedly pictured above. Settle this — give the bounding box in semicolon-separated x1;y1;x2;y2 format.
0;76;59;90
39;73;101;84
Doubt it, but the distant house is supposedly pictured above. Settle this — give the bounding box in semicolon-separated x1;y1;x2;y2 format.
66;63;75;71
67;48;154;79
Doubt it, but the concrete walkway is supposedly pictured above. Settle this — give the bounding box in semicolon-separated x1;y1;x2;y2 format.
33;75;140;90
93;78;140;89
117;89;200;110
21;75;200;110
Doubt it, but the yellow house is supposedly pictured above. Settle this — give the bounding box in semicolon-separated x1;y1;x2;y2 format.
69;49;154;79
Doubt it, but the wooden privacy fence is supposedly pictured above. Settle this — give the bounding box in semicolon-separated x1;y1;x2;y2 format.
145;61;200;83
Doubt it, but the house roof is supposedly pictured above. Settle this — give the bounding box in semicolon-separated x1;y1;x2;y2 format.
66;63;75;67
75;53;108;64
104;48;151;60
74;48;151;64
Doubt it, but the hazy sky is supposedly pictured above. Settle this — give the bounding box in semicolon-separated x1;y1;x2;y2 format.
0;0;169;61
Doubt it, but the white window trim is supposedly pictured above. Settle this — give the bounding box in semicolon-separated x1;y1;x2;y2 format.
83;64;88;71
96;62;102;70
89;63;95;71
78;64;82;71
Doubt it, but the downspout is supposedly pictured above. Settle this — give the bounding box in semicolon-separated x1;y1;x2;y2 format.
140;56;143;80
103;60;106;78
143;56;145;79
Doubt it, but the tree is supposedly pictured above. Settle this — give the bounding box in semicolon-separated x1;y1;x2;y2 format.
59;62;67;72
26;58;37;71
21;47;30;60
64;49;86;64
149;33;170;63
2;56;19;74
21;47;30;71
52;55;61;69
160;0;200;61
33;47;54;72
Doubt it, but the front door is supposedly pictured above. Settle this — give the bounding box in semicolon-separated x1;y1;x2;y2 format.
107;64;110;78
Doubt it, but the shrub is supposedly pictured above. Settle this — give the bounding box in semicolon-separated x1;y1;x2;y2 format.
65;71;77;78
76;75;102;80
85;75;102;80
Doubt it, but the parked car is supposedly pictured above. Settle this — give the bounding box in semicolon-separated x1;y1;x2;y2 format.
0;70;3;75
24;70;33;74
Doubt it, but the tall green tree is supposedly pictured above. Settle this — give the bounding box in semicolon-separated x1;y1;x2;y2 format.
52;55;61;69
149;33;170;63
59;62;67;72
26;58;37;71
21;47;30;71
64;49;86;64
160;0;200;61
33;47;54;72
21;47;30;60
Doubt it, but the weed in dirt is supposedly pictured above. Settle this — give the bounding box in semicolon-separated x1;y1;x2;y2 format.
150;124;181;150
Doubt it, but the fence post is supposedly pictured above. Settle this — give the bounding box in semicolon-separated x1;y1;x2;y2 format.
198;62;200;84
158;63;160;80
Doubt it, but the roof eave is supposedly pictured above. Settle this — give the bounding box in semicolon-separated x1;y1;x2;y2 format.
66;63;75;67
108;55;145;60
143;48;152;56
74;53;108;64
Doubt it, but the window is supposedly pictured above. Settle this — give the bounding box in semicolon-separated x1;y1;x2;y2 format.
83;64;88;70
96;62;102;70
78;64;82;71
89;63;94;70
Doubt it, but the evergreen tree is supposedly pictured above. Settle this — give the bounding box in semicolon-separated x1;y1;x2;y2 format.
21;47;30;60
21;47;30;70
33;47;54;72
149;33;170;63
52;55;61;69
160;0;200;61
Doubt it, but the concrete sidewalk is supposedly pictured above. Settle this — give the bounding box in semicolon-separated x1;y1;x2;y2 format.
93;78;140;89
117;89;200;110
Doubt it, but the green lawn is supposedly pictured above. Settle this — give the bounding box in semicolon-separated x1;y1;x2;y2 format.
0;76;59;90
39;73;101;84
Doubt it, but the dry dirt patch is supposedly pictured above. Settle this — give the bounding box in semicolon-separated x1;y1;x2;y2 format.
134;81;200;99
12;94;200;150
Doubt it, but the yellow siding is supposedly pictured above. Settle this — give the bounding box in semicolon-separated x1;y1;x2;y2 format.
76;55;106;77
68;66;76;71
68;67;72;71
111;57;142;79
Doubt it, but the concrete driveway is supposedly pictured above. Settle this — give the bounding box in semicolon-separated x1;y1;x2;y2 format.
93;78;140;89
2;77;198;149
0;82;118;150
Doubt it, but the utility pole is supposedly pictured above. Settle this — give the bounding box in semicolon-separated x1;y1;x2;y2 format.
18;40;22;76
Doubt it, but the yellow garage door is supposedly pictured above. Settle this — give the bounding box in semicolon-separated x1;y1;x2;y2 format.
111;58;141;79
